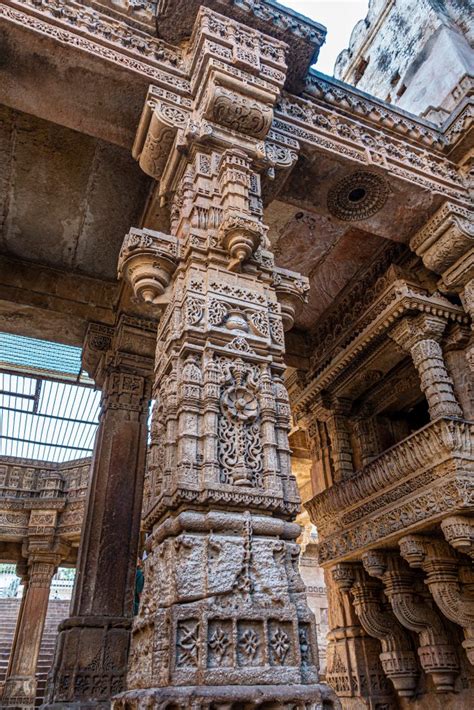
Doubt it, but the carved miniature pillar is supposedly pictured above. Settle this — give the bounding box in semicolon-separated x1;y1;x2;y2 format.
2;556;57;707
109;7;337;709
351;407;381;469
306;418;333;493
332;563;419;698
326;566;396;708
363;550;459;693
307;396;353;486
389;314;463;419
400;535;474;666
45;317;154;708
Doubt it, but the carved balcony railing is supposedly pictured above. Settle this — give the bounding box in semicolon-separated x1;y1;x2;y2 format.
0;457;90;544
306;417;474;565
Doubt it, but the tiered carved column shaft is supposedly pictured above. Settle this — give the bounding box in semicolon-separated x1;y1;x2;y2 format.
306;396;354;489
45;318;154;707
108;7;337;709
390;314;462;419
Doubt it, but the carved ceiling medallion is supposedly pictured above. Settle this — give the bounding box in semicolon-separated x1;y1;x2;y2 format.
327;171;389;221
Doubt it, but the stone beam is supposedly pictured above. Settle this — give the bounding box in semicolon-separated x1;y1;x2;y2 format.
0;0;187;148
1;0;470;203
0;257;118;346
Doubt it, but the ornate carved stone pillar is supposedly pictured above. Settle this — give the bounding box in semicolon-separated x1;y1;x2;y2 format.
399;534;474;666
45;317;155;708
326;566;396;708
306;395;354;487
351;407;381;469
2;555;59;707
363;550;459;693
390;313;463;420
108;7;337;709
332;563;419;699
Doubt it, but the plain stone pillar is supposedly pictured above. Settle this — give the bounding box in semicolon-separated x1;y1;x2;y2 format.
44;318;155;708
2;559;56;708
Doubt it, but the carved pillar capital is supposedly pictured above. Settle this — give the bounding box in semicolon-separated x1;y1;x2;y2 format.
410;202;474;280
83;314;156;384
331;562;355;593
390;313;448;350
441;514;474;558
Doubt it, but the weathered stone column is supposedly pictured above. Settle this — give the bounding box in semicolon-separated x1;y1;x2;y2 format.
2;556;58;707
351;406;382;468
109;7;337;709
390;313;463;419
305;396;354;488
45;316;155;708
3;559;29;689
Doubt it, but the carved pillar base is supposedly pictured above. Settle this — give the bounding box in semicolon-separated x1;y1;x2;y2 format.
43;617;131;708
326;631;396;709
1;676;37;709
113;683;338;709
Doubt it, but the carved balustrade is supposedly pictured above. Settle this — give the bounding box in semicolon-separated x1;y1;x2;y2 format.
0;457;90;547
306;417;473;565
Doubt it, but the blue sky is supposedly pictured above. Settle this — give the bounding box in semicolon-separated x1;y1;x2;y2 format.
284;1;369;75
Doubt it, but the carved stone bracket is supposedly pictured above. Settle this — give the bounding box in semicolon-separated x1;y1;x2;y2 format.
399;534;474;666
331;563;419;698
441;514;474;558
362;550;459;692
118;228;179;304
272;266;309;331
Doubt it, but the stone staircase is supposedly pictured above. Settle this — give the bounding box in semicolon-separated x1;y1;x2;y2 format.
0;597;70;706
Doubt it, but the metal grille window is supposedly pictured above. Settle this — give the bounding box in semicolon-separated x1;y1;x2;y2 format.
0;333;101;463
